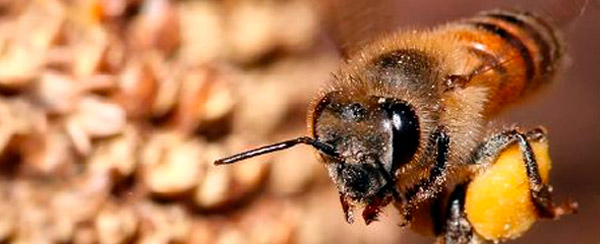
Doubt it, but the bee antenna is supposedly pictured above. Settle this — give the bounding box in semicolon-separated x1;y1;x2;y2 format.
214;136;338;165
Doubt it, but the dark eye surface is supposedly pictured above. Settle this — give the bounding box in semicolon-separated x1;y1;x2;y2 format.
379;98;420;171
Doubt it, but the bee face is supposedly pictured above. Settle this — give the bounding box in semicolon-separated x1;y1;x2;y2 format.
312;91;420;202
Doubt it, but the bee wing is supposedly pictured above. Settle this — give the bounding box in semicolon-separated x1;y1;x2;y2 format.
312;0;592;59
312;0;406;59
508;0;592;30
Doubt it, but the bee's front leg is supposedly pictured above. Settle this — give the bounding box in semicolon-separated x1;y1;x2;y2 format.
439;184;485;244
401;128;450;225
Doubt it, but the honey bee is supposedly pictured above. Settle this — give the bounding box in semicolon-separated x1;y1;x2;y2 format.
215;8;580;243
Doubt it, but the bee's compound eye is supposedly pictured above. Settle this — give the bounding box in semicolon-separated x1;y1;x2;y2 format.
379;98;420;171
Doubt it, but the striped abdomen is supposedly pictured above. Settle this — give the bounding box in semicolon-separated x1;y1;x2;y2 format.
443;10;564;116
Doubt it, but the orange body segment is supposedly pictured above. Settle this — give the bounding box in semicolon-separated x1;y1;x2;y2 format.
439;11;563;116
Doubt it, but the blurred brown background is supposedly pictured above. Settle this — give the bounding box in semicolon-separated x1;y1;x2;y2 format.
0;0;597;243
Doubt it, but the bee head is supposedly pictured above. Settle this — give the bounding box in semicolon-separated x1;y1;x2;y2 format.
311;91;420;205
213;91;420;224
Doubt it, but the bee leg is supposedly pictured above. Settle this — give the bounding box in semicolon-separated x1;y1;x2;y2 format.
440;184;481;244
339;195;355;224
402;128;450;224
471;128;577;219
363;156;404;225
362;195;393;225
444;74;470;91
